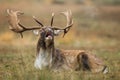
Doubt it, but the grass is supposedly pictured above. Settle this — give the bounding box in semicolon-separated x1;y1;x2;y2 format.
0;0;120;80
0;41;120;80
0;51;120;80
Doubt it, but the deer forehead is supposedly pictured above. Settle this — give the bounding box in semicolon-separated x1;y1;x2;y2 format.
44;27;53;31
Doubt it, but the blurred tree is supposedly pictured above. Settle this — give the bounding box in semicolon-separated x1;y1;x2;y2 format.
94;0;120;5
52;0;65;4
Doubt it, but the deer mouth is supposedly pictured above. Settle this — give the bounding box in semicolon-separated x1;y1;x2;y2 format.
46;32;51;37
45;32;53;40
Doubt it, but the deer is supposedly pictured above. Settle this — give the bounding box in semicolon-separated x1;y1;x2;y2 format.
7;9;108;73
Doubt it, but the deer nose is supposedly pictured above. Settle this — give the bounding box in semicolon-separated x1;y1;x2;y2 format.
45;35;52;40
45;31;52;37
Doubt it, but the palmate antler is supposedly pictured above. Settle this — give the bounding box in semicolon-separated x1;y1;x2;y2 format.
52;10;73;37
7;9;41;38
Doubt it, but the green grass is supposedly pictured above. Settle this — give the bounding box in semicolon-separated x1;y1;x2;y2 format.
0;44;120;80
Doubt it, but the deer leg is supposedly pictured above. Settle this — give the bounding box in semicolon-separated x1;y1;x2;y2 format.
77;52;91;71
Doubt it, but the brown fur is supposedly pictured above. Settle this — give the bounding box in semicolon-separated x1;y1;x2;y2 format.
51;49;105;72
34;27;107;73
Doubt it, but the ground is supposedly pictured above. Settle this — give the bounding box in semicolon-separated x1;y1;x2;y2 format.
0;0;120;80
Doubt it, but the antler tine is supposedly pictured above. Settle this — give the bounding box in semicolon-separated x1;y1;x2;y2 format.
33;16;44;27
51;13;55;27
7;9;41;38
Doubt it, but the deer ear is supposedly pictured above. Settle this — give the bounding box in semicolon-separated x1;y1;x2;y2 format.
54;30;63;36
33;30;39;36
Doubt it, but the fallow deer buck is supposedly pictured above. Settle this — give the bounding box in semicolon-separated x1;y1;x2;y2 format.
7;9;108;73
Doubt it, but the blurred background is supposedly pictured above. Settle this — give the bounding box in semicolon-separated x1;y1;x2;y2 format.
0;0;120;51
0;0;120;80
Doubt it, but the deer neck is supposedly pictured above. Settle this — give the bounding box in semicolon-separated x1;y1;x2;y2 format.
37;38;55;54
34;38;55;69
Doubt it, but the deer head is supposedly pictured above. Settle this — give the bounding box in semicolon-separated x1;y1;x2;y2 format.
7;9;73;40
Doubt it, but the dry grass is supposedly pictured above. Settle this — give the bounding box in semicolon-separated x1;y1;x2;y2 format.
0;44;120;80
0;0;120;80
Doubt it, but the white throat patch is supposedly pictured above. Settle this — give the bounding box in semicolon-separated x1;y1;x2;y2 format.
34;48;52;69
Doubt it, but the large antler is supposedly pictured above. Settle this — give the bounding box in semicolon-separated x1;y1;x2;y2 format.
53;10;73;37
7;9;41;38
